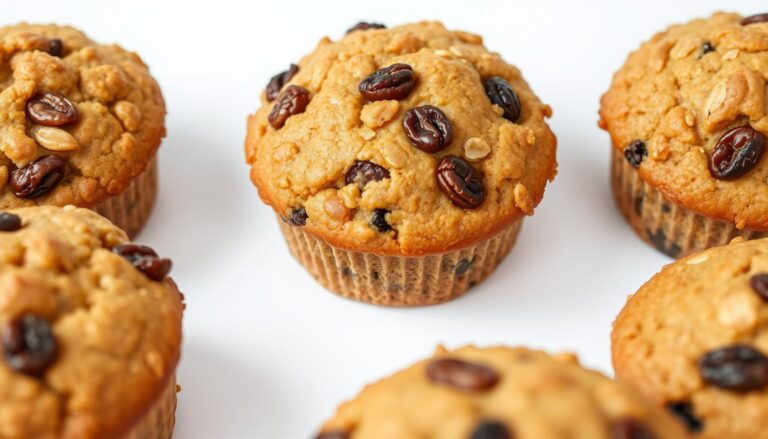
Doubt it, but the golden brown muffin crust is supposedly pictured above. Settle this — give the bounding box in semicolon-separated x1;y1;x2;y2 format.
0;206;183;439
0;24;166;209
600;12;768;231
318;346;687;439
245;22;557;256
612;238;768;438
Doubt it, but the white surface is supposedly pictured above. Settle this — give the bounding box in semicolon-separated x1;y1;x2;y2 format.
4;0;764;437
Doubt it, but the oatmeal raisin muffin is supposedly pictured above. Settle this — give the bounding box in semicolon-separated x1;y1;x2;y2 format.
600;12;768;258
612;237;768;438
0;206;183;438
0;24;166;238
245;21;557;306
314;345;686;438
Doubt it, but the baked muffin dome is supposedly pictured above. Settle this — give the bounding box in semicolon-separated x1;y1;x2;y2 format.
612;237;768;438
0;206;182;438
245;21;556;256
600;12;768;256
315;346;686;438
0;24;166;236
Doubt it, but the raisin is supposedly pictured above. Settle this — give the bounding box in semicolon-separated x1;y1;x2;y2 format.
113;244;172;281
666;402;703;433
436;155;485;209
359;63;416;101
2;314;57;376
288;207;308;226
370;209;391;232
0;212;22;232
426;357;499;391
346;22;386;34
9;155;66;199
266;64;299;102
742;13;768;26
470;421;512;439
402;105;453;153
709;126;766;180
268;85;310;129
26;92;78;126
624;140;647;169
345;161;390;188
484;76;521;122
699;344;768;392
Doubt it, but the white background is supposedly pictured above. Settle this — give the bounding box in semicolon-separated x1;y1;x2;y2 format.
4;1;764;437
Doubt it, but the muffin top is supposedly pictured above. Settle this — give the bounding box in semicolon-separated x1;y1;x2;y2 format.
245;22;556;256
0;24;165;210
0;206;182;439
600;12;768;231
316;345;686;439
612;237;768;438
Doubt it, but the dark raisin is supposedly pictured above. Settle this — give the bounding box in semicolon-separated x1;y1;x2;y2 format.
624;140;647;169
666;402;703;433
634;195;644;215
268;85;310;129
611;418;656;439
484;77;521;122
436;155;485;209
2;313;57;376
346;22;386;34
455;259;472;276
288;207;308;226
359;63;417;101
370;209;391;232
699;344;768;392
742;13;768;26
426;357;499;391
345;161;390;188
9;155;66;199
646;228;681;258
47;38;63;57
709;126;766;180
700;41;715;57
266;64;299;102
402;105;453;153
0;212;22;232
750;273;768;302
470;421;512;439
26;92;78;126
113;244;172;281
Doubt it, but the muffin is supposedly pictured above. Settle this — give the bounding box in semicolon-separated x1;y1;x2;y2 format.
612;237;768;437
0;206;183;438
599;12;768;258
245;21;557;306
314;345;687;438
0;24;166;238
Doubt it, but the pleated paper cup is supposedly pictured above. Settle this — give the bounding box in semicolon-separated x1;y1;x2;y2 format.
278;217;522;306
611;150;767;258
122;374;177;439
94;158;158;239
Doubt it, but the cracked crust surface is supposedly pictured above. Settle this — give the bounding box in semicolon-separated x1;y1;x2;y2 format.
0;206;183;439
0;24;165;209
318;346;686;438
612;238;768;438
600;12;768;231
245;22;557;256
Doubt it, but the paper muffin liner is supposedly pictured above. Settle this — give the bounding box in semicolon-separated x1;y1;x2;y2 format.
278;217;522;306
611;149;767;258
122;373;177;439
94;158;158;239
